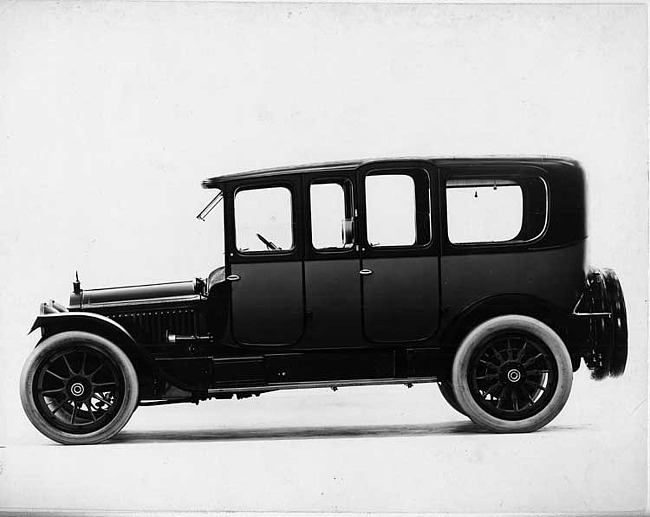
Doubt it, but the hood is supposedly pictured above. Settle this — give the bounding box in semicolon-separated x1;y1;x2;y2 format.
70;280;203;309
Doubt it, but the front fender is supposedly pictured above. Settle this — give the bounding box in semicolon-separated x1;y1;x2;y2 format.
30;311;151;371
30;311;135;339
29;312;195;392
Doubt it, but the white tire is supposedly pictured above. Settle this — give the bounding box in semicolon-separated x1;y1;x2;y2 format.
452;315;573;433
20;331;139;445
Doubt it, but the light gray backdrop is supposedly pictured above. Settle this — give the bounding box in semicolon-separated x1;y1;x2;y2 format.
0;2;647;515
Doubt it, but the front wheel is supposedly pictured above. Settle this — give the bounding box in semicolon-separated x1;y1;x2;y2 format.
20;331;139;445
452;315;573;433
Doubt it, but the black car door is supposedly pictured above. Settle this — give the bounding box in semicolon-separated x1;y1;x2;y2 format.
357;161;440;343
224;176;305;346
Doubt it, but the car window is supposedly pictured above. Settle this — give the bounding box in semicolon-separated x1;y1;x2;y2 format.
310;182;354;250
365;174;417;247
234;186;293;252
445;177;546;245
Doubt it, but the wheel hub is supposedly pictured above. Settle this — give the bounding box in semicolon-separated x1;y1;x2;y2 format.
507;368;522;383
70;382;85;397
498;361;525;386
66;376;92;402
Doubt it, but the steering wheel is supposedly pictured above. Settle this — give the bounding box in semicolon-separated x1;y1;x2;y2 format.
256;233;278;251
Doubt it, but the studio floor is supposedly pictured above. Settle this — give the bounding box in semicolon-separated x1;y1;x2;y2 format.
0;346;646;516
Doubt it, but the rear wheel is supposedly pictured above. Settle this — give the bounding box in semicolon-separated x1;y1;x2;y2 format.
20;331;139;445
452;315;573;433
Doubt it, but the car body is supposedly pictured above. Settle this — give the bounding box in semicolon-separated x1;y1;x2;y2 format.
20;156;628;444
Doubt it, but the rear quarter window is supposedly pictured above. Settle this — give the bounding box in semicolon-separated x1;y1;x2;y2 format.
445;176;547;245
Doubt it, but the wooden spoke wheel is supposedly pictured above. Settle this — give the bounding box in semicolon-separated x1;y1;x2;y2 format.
20;331;139;445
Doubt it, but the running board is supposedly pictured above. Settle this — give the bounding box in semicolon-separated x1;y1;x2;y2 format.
207;376;438;394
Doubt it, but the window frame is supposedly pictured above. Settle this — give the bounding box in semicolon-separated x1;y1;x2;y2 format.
304;172;358;261
365;173;419;249
357;165;436;259
308;178;356;254
440;166;550;253
225;177;303;265
233;184;295;255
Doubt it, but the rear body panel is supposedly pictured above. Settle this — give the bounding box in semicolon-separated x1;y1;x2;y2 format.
441;241;586;329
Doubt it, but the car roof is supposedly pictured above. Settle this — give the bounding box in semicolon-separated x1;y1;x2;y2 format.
201;156;580;189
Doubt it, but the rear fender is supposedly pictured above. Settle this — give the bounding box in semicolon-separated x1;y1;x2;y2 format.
436;294;576;379
439;294;571;349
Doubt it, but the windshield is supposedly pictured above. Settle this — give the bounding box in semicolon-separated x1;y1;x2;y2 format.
196;191;223;221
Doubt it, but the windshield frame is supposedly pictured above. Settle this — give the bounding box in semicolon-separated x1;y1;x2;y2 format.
196;191;223;221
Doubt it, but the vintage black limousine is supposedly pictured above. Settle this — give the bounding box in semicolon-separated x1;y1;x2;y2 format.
20;157;627;444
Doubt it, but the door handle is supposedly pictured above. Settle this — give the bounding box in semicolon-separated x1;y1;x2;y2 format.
226;274;240;282
359;269;373;276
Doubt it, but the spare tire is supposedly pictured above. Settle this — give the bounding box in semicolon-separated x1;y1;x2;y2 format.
603;269;628;377
584;268;628;379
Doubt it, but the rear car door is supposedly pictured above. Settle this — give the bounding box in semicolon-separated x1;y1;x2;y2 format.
357;162;440;343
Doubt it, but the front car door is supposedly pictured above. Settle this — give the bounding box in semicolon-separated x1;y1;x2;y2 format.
224;176;305;346
357;162;440;343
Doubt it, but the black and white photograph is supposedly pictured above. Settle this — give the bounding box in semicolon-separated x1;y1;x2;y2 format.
0;1;647;515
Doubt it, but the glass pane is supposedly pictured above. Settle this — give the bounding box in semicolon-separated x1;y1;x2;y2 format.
366;174;416;247
446;183;523;243
235;187;293;252
311;183;352;250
